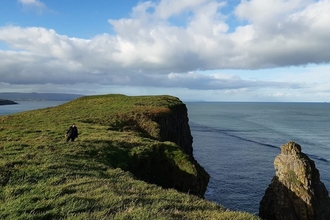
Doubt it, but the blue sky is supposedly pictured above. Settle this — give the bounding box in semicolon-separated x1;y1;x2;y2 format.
1;0;330;102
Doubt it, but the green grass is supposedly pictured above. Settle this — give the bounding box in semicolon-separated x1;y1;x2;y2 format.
0;94;260;219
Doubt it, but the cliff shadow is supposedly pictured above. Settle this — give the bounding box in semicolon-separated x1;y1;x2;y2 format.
67;139;207;197
107;119;157;141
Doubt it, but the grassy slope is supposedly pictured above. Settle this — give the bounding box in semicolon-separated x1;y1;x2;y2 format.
0;94;259;219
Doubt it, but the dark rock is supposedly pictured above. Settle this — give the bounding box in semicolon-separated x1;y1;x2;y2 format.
155;103;194;159
259;141;330;220
0;99;17;105
136;103;210;197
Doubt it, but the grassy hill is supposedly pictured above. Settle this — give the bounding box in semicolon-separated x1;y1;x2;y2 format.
0;94;259;219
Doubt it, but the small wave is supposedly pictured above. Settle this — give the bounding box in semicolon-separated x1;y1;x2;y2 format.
190;122;278;149
308;154;329;163
230;134;279;149
191;122;330;163
190;123;238;133
319;157;329;162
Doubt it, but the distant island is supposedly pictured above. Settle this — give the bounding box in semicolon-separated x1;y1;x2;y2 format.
0;92;82;101
0;99;18;105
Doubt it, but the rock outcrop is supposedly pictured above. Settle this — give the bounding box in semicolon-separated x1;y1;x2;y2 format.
259;141;330;220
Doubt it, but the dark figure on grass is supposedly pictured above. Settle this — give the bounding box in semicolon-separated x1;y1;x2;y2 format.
66;123;78;142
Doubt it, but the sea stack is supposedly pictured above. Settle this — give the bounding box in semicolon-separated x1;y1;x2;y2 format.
259;141;330;220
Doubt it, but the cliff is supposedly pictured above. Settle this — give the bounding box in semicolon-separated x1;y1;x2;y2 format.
156;104;194;158
259;141;330;220
72;95;209;196
1;94;255;219
124;101;210;197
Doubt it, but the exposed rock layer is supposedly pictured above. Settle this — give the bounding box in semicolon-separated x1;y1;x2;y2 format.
136;103;210;197
259;141;330;220
155;104;194;159
102;96;210;197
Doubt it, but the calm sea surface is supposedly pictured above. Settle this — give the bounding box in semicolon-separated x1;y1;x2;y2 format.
186;102;330;214
1;101;330;214
0;101;67;115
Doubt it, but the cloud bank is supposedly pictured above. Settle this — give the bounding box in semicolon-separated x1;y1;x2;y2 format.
1;0;330;100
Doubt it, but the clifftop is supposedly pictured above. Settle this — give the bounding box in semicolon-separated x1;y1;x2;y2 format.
0;94;258;219
259;141;330;220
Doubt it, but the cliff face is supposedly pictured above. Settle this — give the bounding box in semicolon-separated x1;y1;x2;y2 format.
155;104;194;159
94;95;209;197
259;141;330;220
129;103;210;197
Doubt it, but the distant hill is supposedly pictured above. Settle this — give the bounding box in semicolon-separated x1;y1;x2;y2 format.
0;99;18;105
0;92;83;101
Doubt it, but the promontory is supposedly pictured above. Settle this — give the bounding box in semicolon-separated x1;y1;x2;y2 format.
0;94;258;219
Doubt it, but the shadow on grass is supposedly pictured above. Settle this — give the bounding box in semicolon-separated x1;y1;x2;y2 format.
63;139;205;196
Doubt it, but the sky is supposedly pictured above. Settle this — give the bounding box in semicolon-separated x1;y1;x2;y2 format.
0;0;330;102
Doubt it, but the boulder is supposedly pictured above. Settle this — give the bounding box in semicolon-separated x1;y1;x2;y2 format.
259;141;330;220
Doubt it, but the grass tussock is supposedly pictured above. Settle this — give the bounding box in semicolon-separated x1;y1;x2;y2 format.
0;94;260;219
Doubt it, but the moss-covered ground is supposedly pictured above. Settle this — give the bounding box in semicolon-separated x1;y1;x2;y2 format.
0;94;259;219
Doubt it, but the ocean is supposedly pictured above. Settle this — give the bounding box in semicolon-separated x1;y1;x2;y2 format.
1;101;330;214
186;102;330;214
0;101;67;115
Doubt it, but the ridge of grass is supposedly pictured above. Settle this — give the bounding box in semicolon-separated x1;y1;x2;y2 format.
0;94;259;219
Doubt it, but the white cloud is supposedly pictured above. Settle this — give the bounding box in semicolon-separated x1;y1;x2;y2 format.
1;0;330;101
110;0;330;69
18;0;47;11
235;0;313;25
155;0;210;19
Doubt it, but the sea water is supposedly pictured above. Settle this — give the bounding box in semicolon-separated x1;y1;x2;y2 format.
1;101;330;214
0;101;66;116
186;102;330;214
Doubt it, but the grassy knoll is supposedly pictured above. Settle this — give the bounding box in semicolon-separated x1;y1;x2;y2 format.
0;94;259;219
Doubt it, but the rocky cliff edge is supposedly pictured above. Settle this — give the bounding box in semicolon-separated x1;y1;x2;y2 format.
76;95;210;197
